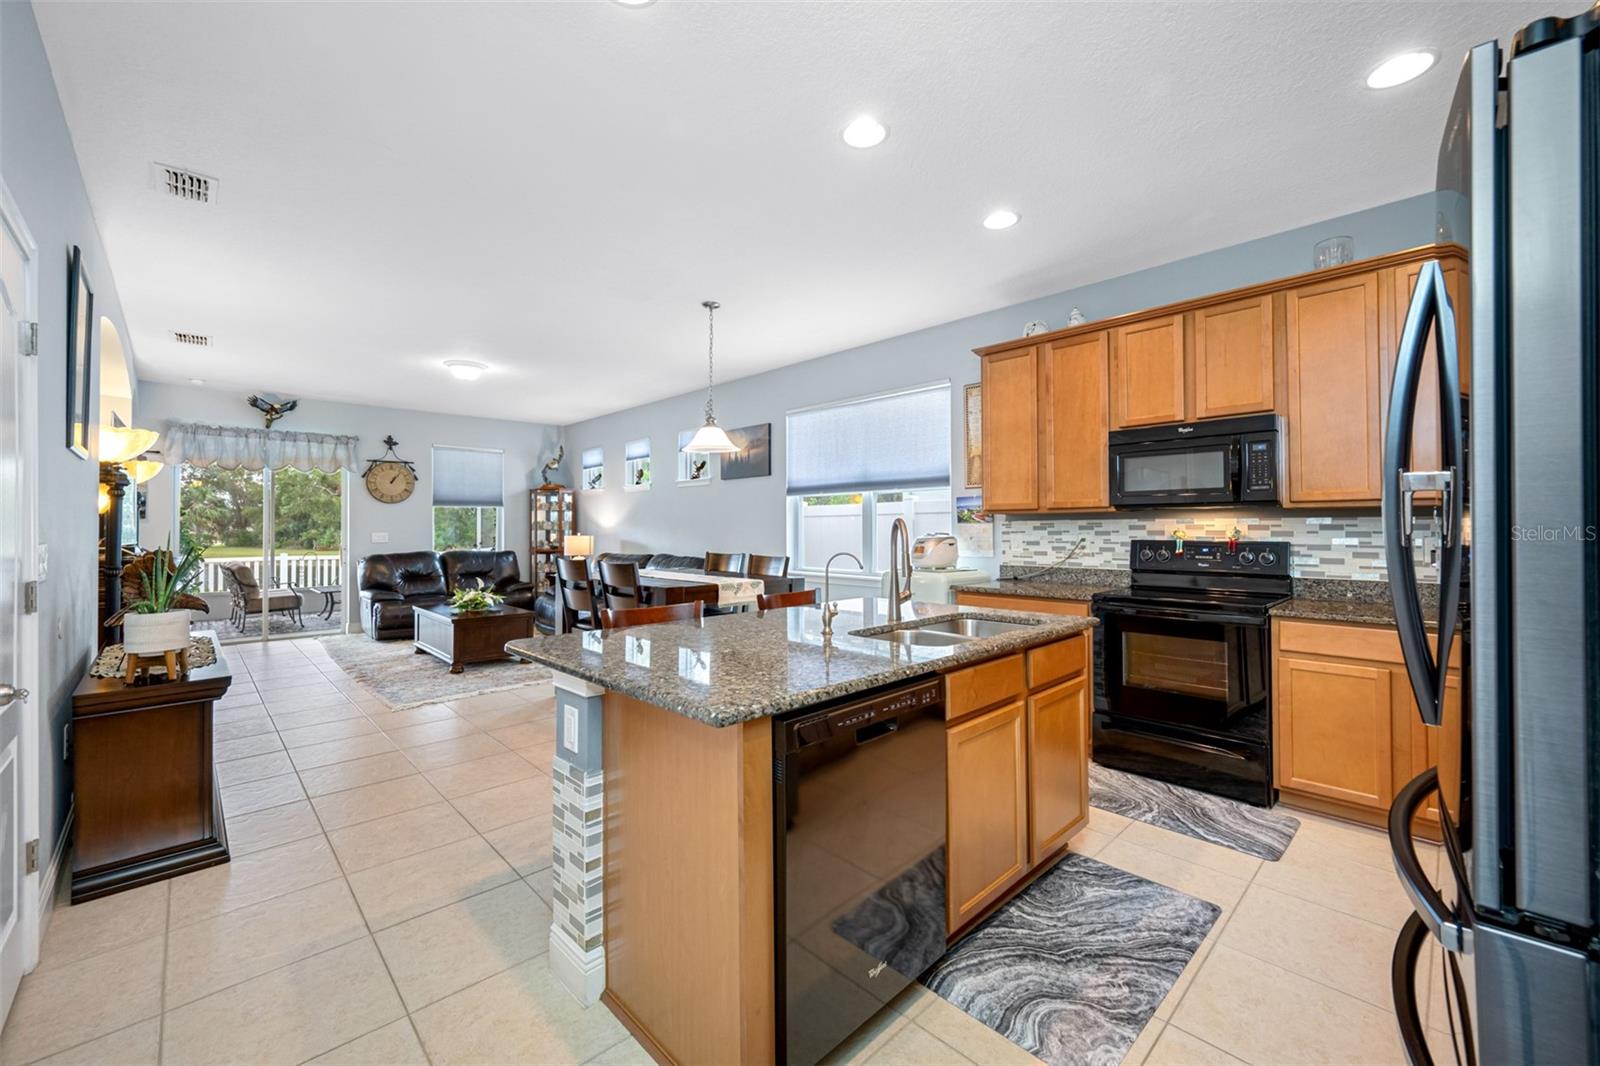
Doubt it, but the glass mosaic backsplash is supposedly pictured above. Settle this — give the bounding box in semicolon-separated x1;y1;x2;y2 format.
1000;509;1446;582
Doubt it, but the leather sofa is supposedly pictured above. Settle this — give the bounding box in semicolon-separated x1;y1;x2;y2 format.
358;549;538;640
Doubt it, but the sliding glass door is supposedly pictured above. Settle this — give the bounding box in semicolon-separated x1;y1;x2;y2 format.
180;463;346;644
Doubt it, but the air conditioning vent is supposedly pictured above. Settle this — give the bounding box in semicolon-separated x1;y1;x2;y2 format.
171;331;211;347
151;163;216;204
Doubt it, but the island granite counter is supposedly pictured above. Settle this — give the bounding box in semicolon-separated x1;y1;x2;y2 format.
505;598;1096;1065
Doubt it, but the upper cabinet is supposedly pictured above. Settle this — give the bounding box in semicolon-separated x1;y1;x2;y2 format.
981;345;1040;511
1193;295;1276;420
1284;271;1384;503
1110;315;1185;428
973;244;1466;513
1042;332;1109;510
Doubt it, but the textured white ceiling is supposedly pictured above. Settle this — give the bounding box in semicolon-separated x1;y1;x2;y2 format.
35;1;1545;424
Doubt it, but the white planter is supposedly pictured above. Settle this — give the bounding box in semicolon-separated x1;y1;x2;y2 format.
122;610;191;655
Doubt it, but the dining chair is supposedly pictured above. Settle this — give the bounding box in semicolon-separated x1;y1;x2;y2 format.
556;556;602;632
704;551;747;577
600;600;704;631
599;559;647;611
756;588;818;611
745;554;790;579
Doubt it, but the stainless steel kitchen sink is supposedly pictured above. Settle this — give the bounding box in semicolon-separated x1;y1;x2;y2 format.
854;615;1036;648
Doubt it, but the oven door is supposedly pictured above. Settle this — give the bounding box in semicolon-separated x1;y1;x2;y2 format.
1109;436;1239;506
1097;601;1269;730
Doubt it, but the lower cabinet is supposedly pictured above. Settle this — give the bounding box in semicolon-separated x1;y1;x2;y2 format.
1272;619;1461;833
945;633;1092;934
946;700;1029;930
953;590;1091;617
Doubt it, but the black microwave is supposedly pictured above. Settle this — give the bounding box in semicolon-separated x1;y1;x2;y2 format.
1107;413;1281;507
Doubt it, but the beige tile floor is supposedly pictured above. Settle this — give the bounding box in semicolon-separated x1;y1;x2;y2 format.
0;637;1452;1065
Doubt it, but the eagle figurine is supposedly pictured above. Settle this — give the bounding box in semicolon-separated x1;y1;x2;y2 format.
247;394;299;428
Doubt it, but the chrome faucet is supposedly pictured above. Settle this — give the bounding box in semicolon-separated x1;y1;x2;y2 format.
821;551;863;640
887;517;913;624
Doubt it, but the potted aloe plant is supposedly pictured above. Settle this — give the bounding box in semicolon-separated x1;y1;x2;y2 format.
114;537;207;655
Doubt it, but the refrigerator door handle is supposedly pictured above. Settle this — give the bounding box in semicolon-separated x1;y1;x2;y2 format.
1382;260;1465;726
1389;767;1473;955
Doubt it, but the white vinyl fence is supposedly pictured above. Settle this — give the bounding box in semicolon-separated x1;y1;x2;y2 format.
200;555;345;594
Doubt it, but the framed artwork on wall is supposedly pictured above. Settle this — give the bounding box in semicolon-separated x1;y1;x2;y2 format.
722;423;771;480
66;245;94;459
963;383;981;488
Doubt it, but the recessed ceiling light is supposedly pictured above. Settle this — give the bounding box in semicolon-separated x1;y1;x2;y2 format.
444;359;487;382
841;115;888;149
1366;50;1436;89
983;209;1020;230
612;0;655;6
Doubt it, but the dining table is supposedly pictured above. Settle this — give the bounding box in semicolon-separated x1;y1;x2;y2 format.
638;574;721;608
637;568;765;610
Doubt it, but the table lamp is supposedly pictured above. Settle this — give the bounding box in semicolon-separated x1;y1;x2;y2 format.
564;534;594;559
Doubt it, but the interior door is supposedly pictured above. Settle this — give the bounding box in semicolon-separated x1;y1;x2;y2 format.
0;198;31;1022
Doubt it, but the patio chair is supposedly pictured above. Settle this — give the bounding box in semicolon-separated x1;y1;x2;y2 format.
222;562;305;630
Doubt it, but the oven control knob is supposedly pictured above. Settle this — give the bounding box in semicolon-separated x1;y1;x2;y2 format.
1238;550;1256;565
1258;550;1278;567
1155;548;1172;562
1138;547;1155;562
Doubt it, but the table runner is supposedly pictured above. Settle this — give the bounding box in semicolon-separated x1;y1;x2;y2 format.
638;568;763;608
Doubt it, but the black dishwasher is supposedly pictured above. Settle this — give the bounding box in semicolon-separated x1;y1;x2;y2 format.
773;676;947;1065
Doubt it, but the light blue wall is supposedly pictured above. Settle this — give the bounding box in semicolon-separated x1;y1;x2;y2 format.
561;193;1445;573
1;1;142;882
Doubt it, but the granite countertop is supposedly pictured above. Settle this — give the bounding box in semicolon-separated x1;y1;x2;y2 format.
960;567;1129;603
504;597;1095;727
1270;598;1401;625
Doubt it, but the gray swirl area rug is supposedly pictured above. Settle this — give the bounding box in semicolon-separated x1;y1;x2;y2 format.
1089;763;1300;861
317;634;552;709
921;854;1220;1066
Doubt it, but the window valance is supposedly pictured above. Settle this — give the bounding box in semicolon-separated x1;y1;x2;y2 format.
160;421;360;473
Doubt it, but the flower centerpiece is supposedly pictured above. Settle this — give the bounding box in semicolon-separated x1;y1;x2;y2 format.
110;537;206;656
449;585;504;613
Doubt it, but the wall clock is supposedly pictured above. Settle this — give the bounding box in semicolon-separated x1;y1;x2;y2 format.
363;436;418;504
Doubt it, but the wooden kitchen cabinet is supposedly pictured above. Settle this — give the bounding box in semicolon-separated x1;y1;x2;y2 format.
1111;315;1185;428
981;345;1041;511
1027;674;1090;863
1284;271;1385;503
1193;295;1276;419
1273;618;1463;834
1386;258;1471;487
1042;331;1110;509
1274;655;1395;810
946;699;1030;929
944;632;1093;932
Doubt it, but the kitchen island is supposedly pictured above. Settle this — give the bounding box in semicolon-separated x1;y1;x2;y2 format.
506;598;1095;1066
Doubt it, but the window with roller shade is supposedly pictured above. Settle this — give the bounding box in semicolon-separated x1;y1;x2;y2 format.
785;383;951;572
625;438;651;492
580;447;604;492
432;445;504;551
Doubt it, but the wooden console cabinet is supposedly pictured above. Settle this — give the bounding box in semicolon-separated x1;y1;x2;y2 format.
943;633;1092;933
70;655;232;901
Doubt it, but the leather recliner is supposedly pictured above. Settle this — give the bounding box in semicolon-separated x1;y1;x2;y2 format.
440;550;538;611
358;552;448;640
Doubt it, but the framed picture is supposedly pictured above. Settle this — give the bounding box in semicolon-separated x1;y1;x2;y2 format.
963;383;982;488
722;423;771;480
66;246;94;459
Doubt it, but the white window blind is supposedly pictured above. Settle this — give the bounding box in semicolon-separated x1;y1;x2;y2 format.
786;384;950;495
624;439;651;461
432;446;504;508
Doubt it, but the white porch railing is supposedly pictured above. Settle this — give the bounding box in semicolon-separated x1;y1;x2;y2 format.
200;555;345;593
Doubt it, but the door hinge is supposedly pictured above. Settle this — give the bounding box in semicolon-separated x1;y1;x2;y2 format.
22;581;38;615
19;321;38;358
23;839;38;875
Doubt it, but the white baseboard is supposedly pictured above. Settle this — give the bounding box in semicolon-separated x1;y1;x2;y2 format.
548;926;604;1006
37;803;73;947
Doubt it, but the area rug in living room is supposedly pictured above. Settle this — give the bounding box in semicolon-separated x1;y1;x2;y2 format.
317;634;552;709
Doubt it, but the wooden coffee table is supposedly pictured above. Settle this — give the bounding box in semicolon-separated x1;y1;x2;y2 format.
413;603;535;673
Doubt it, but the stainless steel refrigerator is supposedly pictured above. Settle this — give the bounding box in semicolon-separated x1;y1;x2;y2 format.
1384;7;1600;1064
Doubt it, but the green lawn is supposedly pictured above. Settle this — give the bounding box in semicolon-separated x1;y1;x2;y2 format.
201;546;342;559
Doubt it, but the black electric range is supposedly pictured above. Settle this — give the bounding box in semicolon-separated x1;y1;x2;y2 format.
1090;539;1291;807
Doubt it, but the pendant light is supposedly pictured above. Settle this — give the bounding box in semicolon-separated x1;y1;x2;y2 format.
681;300;741;454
